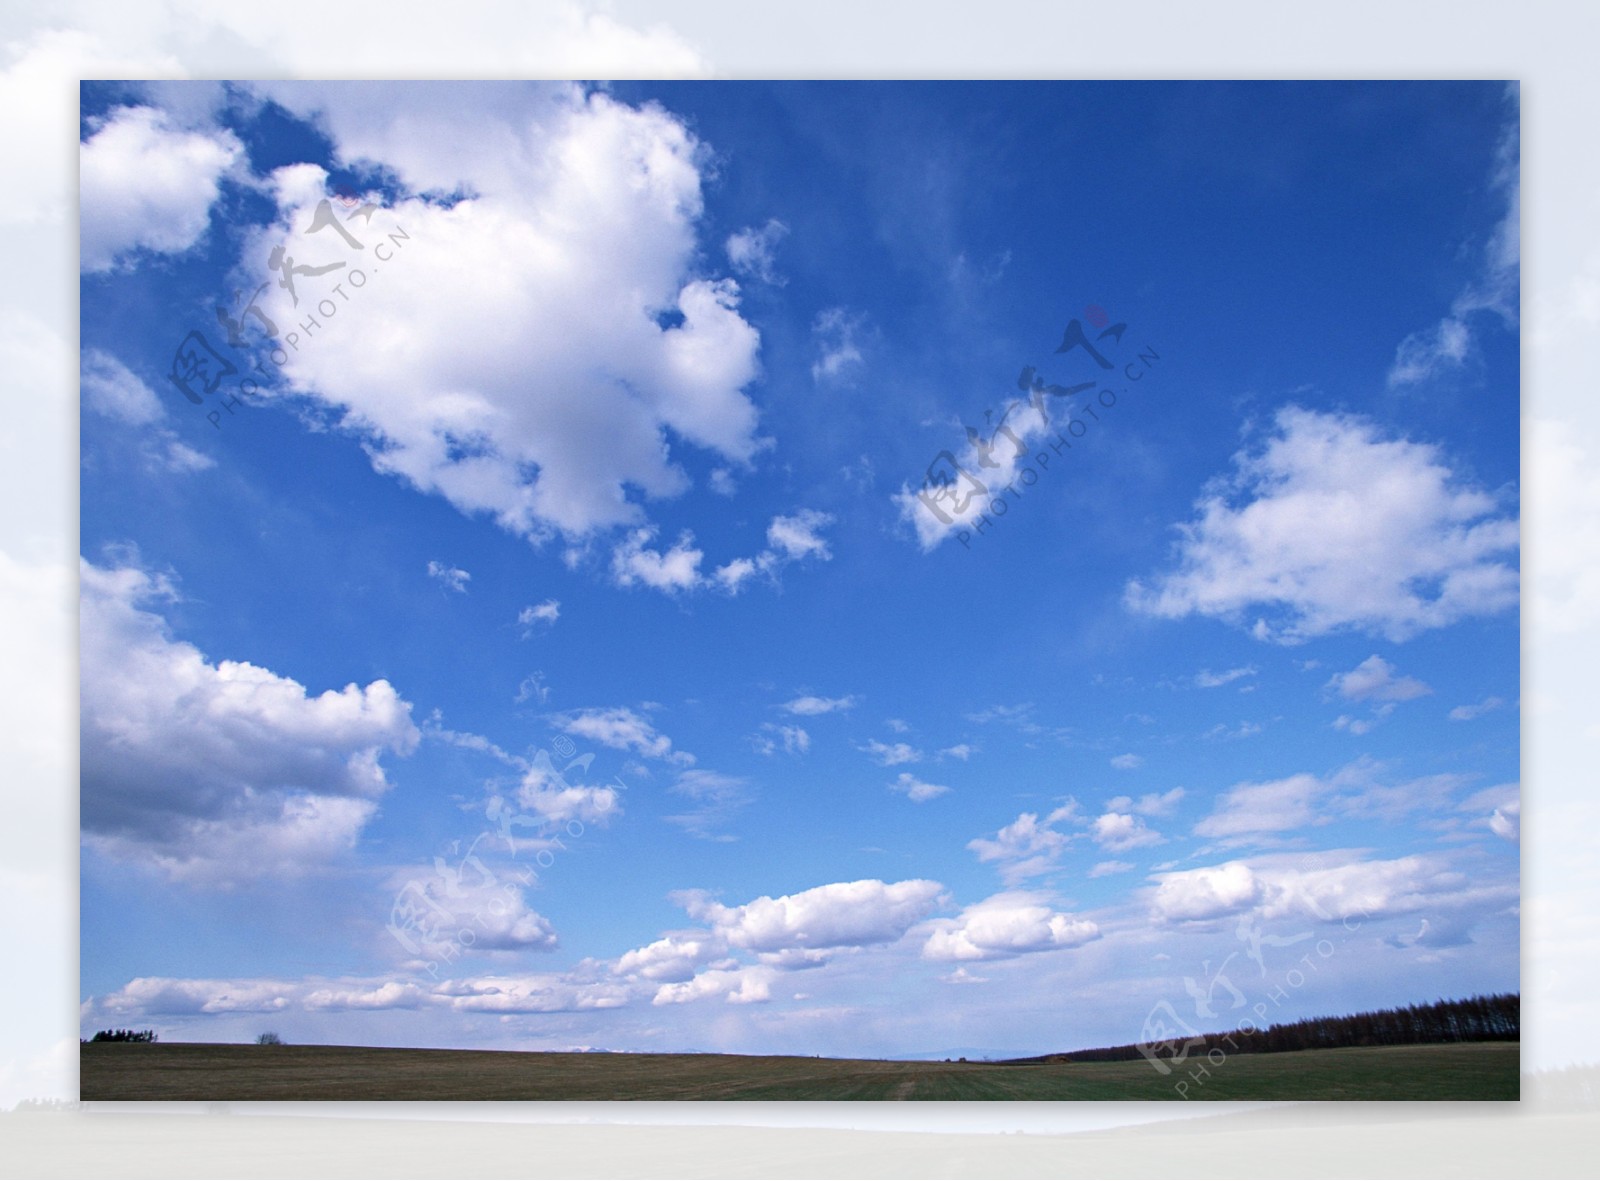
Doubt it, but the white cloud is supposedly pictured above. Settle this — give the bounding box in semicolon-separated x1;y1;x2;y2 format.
1150;861;1263;921
921;892;1099;961
967;805;1082;884
725;219;788;285
890;772;950;803
515;672;550;705
938;743;975;761
940;968;988;985
79;104;241;272
893;395;1054;551
518;599;560;632
615;935;720;984
1193;772;1323;840
666;769;752;840
81;348;162;425
1194;666;1256;688
1110;753;1143;771
1194;761;1464;842
1088;860;1136;878
611;528;704;593
652;964;776;1006
384;866;558;959
810;306;867;384
1125;406;1519;642
765;509;833;562
1104;788;1185;818
751;723;809;757
1450;695;1506;721
431;974;629;1014
80;557;419;884
615;511;835;596
1091;812;1164;852
1388;103;1518;386
551;706;684;763
1326;654;1432;702
680;879;943;954
239;84;766;548
426;560;470;592
861;739;921;766
781;693;856;716
1460;782;1521;842
80;348;216;473
514;748;621;827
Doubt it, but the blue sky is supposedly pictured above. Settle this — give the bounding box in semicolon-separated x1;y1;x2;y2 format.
78;80;1519;1060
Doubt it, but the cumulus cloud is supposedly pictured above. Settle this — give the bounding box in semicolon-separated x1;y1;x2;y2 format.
781;693;856;716
1326;655;1432;702
1110;753;1143;771
1124;407;1519;642
384;865;558;961
613;511;835;596
426;561;471;592
893;395;1054;550
811;306;867;384
518;599;560;632
711;510;836;595
750;723;810;756
611;528;703;593
967;805;1083;884
1152;852;1479;927
90;969;629;1022
939;743;975;760
725;219;788;285
550;706;684;763
80;104;241;272
1091;812;1164;852
1388;98;1518;387
861;739;921;766
614;934;721;984
922;892;1099;962
652;964;776;1006
514;748;621;827
889;772;950;803
679;879;943;954
236;83;768;551
80;557;419;883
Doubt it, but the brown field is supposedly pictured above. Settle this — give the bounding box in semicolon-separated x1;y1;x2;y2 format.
80;1040;1519;1101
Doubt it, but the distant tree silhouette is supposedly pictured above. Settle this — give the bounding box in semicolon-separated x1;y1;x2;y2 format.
256;1032;285;1046
88;1029;156;1043
1003;993;1519;1066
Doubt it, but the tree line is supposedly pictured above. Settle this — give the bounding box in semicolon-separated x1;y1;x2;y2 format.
1005;993;1519;1065
84;1029;158;1043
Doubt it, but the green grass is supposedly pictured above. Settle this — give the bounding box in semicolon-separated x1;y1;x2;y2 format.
79;1040;1519;1101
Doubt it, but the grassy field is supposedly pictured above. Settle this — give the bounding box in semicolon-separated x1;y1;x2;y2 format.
80;1040;1518;1101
